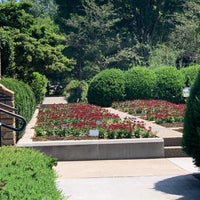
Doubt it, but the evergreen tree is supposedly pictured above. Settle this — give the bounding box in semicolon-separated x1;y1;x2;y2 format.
183;71;200;167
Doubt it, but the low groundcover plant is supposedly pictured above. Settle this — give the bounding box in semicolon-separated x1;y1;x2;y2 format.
112;99;185;124
35;103;156;139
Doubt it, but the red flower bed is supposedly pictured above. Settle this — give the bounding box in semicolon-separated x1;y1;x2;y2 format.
35;103;155;140
112;100;186;124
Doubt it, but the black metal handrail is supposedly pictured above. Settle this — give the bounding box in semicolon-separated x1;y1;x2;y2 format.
0;108;26;147
0;102;17;111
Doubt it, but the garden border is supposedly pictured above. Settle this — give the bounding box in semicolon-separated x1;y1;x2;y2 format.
17;108;166;160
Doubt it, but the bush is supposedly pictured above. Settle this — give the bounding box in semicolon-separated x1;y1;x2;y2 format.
182;71;200;167
66;80;88;102
0;146;63;200
0;78;36;137
180;65;200;87
153;66;185;103
124;67;157;100
28;72;48;105
87;69;125;107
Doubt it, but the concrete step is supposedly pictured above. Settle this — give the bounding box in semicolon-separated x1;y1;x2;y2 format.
164;146;188;158
163;137;182;147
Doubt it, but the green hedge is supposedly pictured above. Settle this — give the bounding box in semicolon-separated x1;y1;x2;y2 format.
0;146;63;200
28;72;48;105
124;67;157;100
0;78;36;137
153;66;185;103
182;71;200;167
87;69;125;107
180;65;200;87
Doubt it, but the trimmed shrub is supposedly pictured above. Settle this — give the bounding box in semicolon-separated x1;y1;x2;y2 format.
0;146;63;200
87;69;125;107
124;67;157;100
182;71;200;167
0;78;36;137
66;80;88;102
180;65;200;87
153;66;185;103
28;72;48;105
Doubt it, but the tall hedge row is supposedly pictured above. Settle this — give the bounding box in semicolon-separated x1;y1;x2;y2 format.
0;78;36;136
87;65;200;106
124;67;157;100
87;69;125;107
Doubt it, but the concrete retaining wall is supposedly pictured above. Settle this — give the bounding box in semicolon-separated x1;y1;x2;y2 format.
17;138;164;161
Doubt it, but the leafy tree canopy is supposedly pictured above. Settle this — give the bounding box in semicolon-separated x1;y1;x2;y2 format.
0;1;75;83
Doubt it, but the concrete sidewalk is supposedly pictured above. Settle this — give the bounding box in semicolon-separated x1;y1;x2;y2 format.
55;158;200;200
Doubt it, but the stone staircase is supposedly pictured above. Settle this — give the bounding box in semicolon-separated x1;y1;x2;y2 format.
163;134;188;157
153;125;188;158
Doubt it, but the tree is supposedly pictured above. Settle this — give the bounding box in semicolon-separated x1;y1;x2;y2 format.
168;0;200;68
0;1;75;83
183;71;200;167
21;0;58;19
65;0;120;80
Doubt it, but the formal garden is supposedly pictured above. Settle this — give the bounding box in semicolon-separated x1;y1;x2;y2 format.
1;1;200;199
1;65;200;199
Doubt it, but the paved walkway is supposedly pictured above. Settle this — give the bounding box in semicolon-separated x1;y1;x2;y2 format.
40;97;200;199
55;158;200;200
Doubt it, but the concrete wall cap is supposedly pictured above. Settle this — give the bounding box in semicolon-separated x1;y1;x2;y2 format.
0;84;14;96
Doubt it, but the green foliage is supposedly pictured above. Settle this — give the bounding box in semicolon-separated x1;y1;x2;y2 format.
153;66;185;103
124;67;157;100
66;80;88;102
0;78;36;137
182;71;200;167
28;72;48;104
0;2;75;83
65;0;120;79
149;44;180;69
180;65;200;87
0;146;63;200
87;69;125;107
168;1;200;67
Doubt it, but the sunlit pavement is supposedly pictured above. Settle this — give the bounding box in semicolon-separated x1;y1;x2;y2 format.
55;157;200;200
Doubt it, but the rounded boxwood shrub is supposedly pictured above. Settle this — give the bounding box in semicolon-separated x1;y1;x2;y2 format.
87;69;125;107
124;67;157;100
153;66;185;103
180;65;200;87
182;71;200;167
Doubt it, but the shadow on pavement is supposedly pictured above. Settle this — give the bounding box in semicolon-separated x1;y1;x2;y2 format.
154;174;200;200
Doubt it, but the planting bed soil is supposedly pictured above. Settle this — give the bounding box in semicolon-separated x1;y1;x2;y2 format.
33;135;99;141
